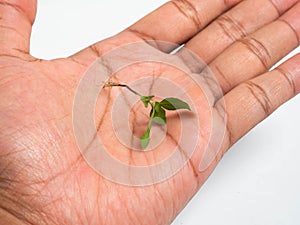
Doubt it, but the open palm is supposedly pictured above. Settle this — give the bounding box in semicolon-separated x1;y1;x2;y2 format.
0;0;299;225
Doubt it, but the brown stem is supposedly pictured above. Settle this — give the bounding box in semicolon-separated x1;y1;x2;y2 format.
103;81;142;97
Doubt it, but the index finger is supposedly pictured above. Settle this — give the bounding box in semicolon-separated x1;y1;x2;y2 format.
124;0;242;49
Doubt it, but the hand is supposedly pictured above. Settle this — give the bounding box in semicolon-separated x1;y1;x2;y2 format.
0;0;299;225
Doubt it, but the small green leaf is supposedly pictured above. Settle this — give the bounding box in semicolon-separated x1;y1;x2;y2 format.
152;102;166;124
140;95;154;108
160;97;191;111
140;127;151;149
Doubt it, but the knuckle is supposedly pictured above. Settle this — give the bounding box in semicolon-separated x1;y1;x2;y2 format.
244;80;272;115
171;0;202;30
213;65;232;93
268;0;281;15
126;28;155;42
276;67;297;96
88;45;102;58
215;15;246;42
126;28;162;50
214;102;235;147
223;0;242;8
278;19;300;45
200;67;225;102
239;37;272;69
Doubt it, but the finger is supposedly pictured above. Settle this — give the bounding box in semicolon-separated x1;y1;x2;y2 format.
0;0;37;55
207;2;300;96
184;0;298;64
70;0;243;64
216;53;300;148
124;0;242;49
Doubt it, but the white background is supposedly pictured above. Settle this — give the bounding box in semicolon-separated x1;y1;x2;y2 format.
31;1;300;225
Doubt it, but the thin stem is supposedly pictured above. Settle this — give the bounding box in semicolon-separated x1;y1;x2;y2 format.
124;85;142;97
103;81;142;97
147;102;155;129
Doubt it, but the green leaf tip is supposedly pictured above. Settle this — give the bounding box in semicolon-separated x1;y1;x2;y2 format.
140;95;155;108
160;97;191;111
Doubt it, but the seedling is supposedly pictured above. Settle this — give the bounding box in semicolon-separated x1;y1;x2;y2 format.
104;81;191;149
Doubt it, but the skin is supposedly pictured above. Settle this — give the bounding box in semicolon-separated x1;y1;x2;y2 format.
0;0;300;224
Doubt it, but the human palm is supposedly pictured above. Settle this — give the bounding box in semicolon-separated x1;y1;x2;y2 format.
0;1;299;225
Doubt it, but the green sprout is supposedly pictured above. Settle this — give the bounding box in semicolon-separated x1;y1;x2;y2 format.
104;81;191;149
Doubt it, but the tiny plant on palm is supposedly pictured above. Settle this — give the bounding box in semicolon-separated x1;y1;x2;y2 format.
104;81;191;149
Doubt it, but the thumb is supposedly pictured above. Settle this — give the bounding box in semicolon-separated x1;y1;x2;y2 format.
0;0;37;56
